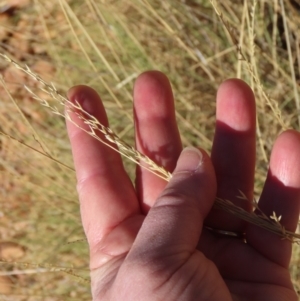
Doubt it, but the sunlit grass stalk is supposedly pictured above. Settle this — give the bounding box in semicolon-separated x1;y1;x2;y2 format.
1;53;299;244
0;260;89;283
279;0;300;128
0;128;74;172
0;54;170;181
210;0;287;130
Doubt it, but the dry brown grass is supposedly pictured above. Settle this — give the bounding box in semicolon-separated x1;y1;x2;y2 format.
0;0;300;299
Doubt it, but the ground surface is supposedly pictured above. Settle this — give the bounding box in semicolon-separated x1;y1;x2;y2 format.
0;0;300;300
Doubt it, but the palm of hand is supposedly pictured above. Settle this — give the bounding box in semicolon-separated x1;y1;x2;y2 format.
66;72;300;301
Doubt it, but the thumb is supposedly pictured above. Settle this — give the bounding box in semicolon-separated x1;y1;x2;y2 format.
129;146;216;261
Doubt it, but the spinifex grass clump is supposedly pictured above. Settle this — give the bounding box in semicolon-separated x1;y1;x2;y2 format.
0;0;300;299
1;52;299;244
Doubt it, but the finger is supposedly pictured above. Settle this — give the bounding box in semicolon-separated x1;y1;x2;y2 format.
246;130;300;267
127;147;216;265
134;71;182;212
208;79;256;231
66;86;139;251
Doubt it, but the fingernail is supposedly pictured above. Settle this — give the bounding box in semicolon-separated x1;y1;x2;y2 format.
174;147;203;174
67;88;94;115
77;92;94;115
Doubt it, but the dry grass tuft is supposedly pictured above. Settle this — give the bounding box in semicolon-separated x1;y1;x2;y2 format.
2;51;300;243
0;0;300;299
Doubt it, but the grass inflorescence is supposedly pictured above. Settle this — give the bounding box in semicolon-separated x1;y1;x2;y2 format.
0;0;300;299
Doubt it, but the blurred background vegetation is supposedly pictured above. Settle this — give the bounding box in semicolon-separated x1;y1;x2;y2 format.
0;0;300;299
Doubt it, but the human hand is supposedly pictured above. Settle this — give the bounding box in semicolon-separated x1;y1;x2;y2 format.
66;71;300;301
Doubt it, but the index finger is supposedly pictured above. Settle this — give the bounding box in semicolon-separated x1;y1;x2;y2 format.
66;86;140;249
